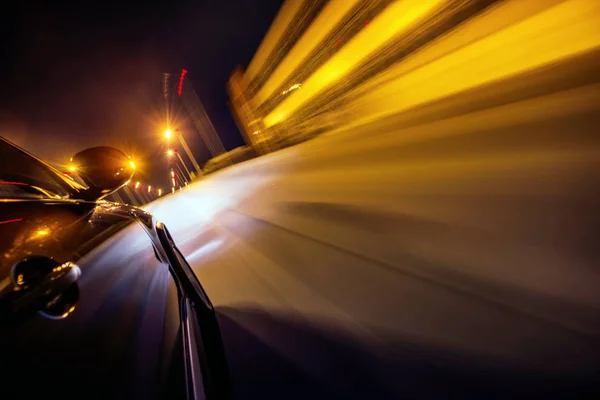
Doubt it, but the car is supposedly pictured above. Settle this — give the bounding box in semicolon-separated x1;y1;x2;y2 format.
0;136;231;399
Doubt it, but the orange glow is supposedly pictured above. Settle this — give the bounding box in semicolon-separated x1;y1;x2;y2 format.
32;228;49;239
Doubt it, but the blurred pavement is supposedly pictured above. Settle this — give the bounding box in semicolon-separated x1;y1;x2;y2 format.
146;75;600;398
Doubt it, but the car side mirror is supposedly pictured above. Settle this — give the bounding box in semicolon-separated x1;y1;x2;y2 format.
71;146;135;200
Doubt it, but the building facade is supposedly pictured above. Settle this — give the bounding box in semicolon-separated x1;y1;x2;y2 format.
228;0;497;152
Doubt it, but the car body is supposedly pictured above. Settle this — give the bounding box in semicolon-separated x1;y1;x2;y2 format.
0;136;231;399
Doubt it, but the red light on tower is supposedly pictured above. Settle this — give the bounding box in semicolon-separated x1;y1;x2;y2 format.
177;69;188;96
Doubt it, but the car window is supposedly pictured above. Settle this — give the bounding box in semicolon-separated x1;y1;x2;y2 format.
0;138;81;199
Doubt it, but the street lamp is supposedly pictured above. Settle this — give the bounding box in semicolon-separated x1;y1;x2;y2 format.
162;126;202;177
167;148;192;181
174;163;189;184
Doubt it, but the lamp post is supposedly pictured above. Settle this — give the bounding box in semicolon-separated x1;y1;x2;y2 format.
164;128;202;178
167;149;193;181
173;162;189;185
170;169;177;192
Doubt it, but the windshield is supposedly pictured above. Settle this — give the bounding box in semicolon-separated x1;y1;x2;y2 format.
0;137;83;199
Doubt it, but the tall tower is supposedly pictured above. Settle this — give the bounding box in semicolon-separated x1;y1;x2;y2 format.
162;72;173;125
180;76;229;162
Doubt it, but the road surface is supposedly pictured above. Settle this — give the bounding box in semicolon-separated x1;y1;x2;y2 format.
145;80;600;398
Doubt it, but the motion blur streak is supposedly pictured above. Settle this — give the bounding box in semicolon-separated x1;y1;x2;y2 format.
337;0;600;128
243;0;306;84
265;0;445;126
147;2;600;397
185;239;226;263
251;0;361;106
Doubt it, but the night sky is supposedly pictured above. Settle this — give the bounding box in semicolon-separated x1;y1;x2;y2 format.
1;0;283;188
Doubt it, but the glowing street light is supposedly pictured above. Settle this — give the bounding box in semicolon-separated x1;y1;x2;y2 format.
158;189;162;196
129;160;136;169
161;126;202;177
167;148;192;181
36;229;49;237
